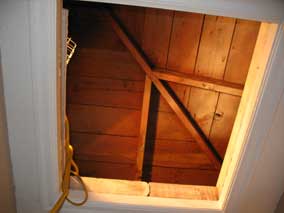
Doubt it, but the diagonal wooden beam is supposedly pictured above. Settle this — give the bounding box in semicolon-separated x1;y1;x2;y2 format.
153;69;244;96
108;10;222;169
136;76;152;180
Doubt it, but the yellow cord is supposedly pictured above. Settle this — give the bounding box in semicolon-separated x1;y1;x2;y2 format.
50;116;88;213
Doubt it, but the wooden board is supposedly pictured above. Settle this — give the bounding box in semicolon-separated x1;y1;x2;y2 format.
224;19;260;84
68;104;141;137
147;166;219;185
195;15;236;79
136;76;152;179
71;133;212;170
187;88;219;137
149;182;218;200
75;160;136;180
68;49;145;81
68;87;143;109
209;94;241;158
153;82;190;113
71;133;138;164
142;8;173;67
167;12;204;73
112;5;145;46
71;177;149;196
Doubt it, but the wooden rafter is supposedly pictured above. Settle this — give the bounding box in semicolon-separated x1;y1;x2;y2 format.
136;76;152;179
108;10;222;172
154;69;243;96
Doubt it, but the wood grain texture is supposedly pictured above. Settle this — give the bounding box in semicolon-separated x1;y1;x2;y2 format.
167;12;204;73
142;8;173;67
209;94;241;158
224;19;260;84
149;182;218;200
68;49;145;81
71;177;149;196
148;166;219;185
187;88;219;137
195;15;236;79
109;11;222;168
67;4;260;185
75;160;137;180
154;69;243;96
68;104;141;137
112;5;145;46
136;76;152;179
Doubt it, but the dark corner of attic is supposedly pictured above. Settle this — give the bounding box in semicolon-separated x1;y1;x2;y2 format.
64;1;260;200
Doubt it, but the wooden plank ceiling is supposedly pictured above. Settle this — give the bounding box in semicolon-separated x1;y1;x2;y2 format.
66;2;260;185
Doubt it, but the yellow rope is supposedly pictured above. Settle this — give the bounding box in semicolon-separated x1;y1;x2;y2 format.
50;116;88;213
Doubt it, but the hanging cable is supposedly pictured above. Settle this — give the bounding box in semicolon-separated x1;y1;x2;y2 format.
50;116;88;213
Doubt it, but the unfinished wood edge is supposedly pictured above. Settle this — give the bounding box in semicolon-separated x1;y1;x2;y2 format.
135;76;152;180
216;22;279;205
149;182;218;201
153;69;243;96
70;176;150;196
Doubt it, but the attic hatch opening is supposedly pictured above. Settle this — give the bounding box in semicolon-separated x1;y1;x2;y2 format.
64;1;262;200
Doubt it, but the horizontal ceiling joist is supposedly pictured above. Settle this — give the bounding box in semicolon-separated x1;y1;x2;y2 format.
153;69;244;96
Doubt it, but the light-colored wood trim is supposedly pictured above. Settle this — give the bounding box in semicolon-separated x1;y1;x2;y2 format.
217;22;279;208
154;69;243;96
136;76;152;180
149;182;218;200
109;10;222;169
70;177;149;196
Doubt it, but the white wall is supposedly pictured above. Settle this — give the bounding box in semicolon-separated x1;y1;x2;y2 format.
0;1;42;212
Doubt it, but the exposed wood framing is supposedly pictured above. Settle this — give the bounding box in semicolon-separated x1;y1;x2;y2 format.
136;76;152;180
108;10;222;170
154;69;243;96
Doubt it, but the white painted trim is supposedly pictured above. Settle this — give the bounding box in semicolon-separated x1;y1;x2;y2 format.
79;0;284;22
28;0;61;210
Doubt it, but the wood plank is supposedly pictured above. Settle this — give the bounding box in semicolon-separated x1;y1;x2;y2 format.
187;88;219;137
148;111;193;141
71;133;138;164
154;69;243;96
148;166;219;185
71;132;212;170
195;15;236;79
109;10;222;169
70;177;149;196
167;12;204;73
76;160;218;185
152;82;190;113
75;160;136;180
112;5;145;46
68;76;145;92
209;94;241;158
149;182;218;200
68;49;145;81
136;76;152;179
142;8;173;67
224;19;260;84
68;87;143;109
68;104;141;137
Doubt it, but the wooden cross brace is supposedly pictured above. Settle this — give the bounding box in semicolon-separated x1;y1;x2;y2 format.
107;10;223;179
